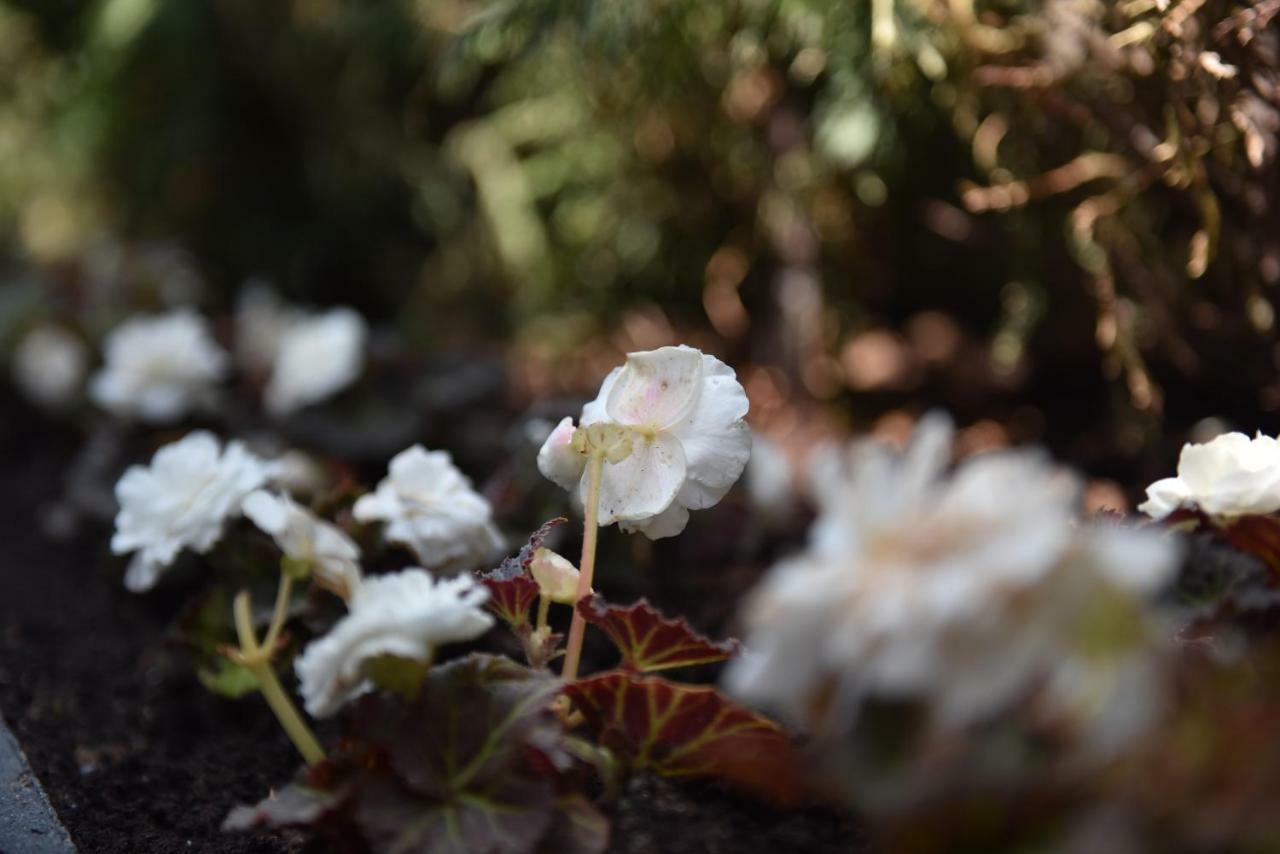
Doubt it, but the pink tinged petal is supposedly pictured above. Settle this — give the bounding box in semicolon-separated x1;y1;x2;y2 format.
605;346;704;430
580;367;621;426
537;416;586;491
594;432;687;525
670;354;751;510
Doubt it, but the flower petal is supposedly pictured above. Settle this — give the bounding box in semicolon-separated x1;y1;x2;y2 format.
595;431;687;525
619;501;690;540
605;346;704;430
537;417;586;491
670;354;751;510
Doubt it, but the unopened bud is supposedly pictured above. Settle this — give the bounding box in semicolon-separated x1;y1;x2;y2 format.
530;547;581;604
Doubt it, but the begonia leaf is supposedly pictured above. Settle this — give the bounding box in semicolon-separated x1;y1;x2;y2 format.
225;654;607;854
1164;508;1280;580
480;518;568;627
562;671;806;804
576;595;740;672
197;657;260;699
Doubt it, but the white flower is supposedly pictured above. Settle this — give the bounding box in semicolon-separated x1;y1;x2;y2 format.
234;283;292;375
1139;431;1280;520
264;307;367;415
294;569;493;717
13;324;88;407
536;345;751;539
353;445;504;572
90;310;229;422
242;490;362;601
725;415;1179;751
111;431;273;592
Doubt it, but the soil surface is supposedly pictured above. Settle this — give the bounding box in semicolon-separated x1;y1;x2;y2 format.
0;391;861;853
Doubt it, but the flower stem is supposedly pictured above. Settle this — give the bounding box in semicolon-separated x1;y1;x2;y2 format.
561;450;605;682
233;590;325;765
261;572;294;655
536;595;551;634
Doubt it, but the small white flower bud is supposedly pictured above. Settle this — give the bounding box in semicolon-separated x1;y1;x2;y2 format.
529;547;581;604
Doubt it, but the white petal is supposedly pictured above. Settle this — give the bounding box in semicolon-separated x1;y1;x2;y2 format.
670;354;751;509
124;553;164;592
619;501;690;539
580;367;621;426
537;417;586;492
1137;477;1191;519
595;431;687;525
242;490;288;538
605;346;704;430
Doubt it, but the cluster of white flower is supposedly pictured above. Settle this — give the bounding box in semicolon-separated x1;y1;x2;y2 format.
537;345;751;538
90;310;229;423
235;286;367;415
67;288;366;421
354;445;504;572
294;569;493;717
111;431;274;591
1139;430;1280;521
725;416;1180;753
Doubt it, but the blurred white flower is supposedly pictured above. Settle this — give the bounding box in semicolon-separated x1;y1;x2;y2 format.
726;415;1179;752
1139;431;1280;521
536;345;751;539
264;307;367;415
745;432;797;526
111;431;272;592
234;283;292;375
90;310;228;422
294;569;492;717
242;490;362;601
13;324;88;407
353;445;504;572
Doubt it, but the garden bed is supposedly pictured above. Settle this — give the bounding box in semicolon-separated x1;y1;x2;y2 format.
0;392;859;853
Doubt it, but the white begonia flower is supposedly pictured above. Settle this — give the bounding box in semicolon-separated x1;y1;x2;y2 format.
294;568;493;717
264;307;367;415
725;415;1179;749
233;283;292;375
111;431;273;592
13;324;88;407
242;490;362;602
353;445;504;573
90;309;229;422
1138;431;1280;521
529;547;580;604
536;345;751;539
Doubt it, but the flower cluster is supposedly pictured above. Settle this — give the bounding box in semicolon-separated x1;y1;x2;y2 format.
725;416;1180;753
1139;430;1280;521
354;445;504;572
111;431;273;591
91;310;229;422
537;345;751;538
294;569;493;717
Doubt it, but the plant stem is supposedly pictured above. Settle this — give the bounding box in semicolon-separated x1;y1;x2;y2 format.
535;595;551;634
233;591;325;765
261;572;294;655
560;450;605;682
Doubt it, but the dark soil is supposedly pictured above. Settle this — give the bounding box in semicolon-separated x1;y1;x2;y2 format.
0;391;862;853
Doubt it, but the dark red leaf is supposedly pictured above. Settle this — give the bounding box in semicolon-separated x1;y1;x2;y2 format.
563;671;807;804
480;518;568;627
577;595;740;672
1161;508;1280;581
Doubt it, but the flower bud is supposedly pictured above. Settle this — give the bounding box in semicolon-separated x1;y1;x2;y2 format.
529;547;581;604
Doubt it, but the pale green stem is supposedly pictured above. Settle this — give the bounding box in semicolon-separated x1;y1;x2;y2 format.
560;450;605;682
535;595;551;634
261;572;294;655
233;591;325;765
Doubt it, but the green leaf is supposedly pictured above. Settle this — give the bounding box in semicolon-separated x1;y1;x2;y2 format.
197;657;260;699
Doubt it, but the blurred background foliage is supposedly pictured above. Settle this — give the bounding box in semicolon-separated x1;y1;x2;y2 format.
1;0;1278;485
